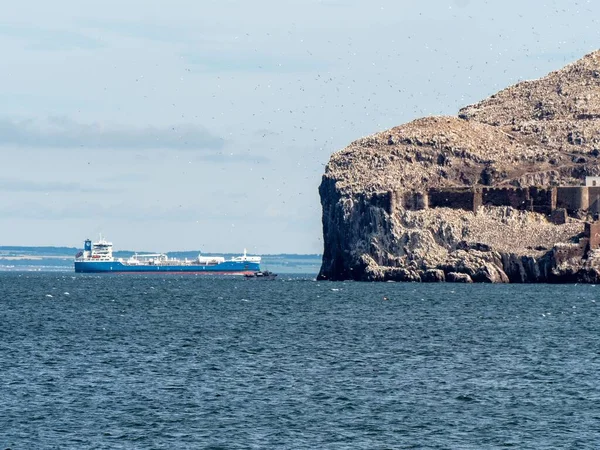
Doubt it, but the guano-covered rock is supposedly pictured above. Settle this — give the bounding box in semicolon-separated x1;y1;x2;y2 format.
318;50;600;283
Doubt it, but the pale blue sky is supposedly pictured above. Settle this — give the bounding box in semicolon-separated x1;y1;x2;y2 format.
1;0;598;253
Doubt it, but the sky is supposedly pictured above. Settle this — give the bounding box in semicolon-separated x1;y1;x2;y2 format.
1;0;599;254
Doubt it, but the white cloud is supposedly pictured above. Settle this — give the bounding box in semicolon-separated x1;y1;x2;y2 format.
0;178;119;193
0;116;225;150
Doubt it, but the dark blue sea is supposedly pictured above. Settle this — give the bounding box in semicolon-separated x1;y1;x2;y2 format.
1;273;600;449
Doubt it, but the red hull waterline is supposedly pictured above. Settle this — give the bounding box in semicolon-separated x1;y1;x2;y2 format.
81;271;256;275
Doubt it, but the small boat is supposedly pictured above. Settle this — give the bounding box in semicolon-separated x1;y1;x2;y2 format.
244;270;277;280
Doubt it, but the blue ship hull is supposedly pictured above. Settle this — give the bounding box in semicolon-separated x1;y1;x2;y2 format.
74;260;260;274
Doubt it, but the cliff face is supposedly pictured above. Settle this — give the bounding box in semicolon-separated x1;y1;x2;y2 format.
319;50;600;283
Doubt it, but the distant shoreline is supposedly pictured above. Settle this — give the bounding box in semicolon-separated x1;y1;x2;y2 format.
0;247;322;274
0;246;322;258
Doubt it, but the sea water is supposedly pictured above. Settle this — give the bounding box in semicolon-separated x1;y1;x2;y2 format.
1;273;599;449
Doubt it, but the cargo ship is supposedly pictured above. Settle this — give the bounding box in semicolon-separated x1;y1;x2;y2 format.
74;237;261;274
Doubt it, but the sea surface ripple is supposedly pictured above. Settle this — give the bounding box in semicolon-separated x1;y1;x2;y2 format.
1;273;600;449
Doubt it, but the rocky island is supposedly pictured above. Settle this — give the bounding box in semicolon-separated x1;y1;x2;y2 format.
318;50;600;283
